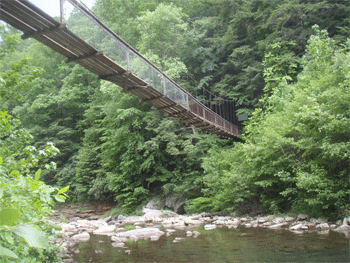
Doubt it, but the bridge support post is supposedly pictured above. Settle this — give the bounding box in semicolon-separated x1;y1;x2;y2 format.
163;76;167;95
126;48;130;70
60;0;65;24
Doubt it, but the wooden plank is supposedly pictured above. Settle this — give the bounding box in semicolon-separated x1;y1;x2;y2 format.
168;110;187;117
3;1;57;30
0;8;37;32
141;95;164;103
22;23;66;39
157;103;177;110
76;59;112;76
66;51;103;63
34;34;77;57
48;28;97;56
99;70;131;80
17;0;60;26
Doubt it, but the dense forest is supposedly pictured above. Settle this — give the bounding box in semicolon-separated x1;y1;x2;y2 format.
1;1;350;258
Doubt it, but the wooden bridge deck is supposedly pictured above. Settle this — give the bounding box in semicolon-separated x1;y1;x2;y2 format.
0;0;240;138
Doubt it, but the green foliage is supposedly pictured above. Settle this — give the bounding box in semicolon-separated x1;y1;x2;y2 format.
0;34;66;262
192;28;350;218
3;0;350;221
73;80;225;211
124;225;135;231
194;0;350;114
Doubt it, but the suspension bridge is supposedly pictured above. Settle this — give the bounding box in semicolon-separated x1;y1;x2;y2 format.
0;0;241;138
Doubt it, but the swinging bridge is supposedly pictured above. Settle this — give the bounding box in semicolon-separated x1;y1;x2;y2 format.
0;0;240;138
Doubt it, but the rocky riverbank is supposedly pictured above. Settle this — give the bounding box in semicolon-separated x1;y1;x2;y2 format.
50;205;350;262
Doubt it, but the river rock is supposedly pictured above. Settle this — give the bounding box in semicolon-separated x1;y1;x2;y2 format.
316;223;329;230
343;218;349;226
129;235;139;241
115;227;125;233
214;220;226;225
120;216;145;225
257;217;267;224
93;225;116;235
316;218;328;224
285;216;295;222
111;242;126;248
186;231;193;237
334;225;350;232
204;224;216;230
166;229;176;237
103;216;112;223
173;237;183;243
290;223;303;231
111;236;127;243
117;215;126;221
184;219;202;226
301;225;309;230
144;197;165;210
76;219;90;228
193;231;201;238
190;215;201;220
297;214;309;221
151;235;161;241
115;228;165;240
71;232;90;242
250;220;258;225
165;194;186;214
61;223;77;233
269;222;288;229
273;217;285;224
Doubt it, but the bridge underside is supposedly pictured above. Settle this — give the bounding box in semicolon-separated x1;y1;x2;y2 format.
0;0;240;138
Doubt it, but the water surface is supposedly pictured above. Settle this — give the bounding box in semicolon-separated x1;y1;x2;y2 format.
73;226;349;262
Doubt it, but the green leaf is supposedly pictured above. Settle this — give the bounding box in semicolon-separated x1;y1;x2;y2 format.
34;169;41;181
4;232;14;245
57;186;69;195
45;220;62;231
0;208;20;226
0;245;18;259
10;170;20;179
14;225;48;249
54;195;66;202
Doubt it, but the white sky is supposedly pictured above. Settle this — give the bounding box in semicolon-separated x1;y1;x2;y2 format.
29;0;96;18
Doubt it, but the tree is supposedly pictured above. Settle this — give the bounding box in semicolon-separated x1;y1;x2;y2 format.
190;27;350;218
199;0;350;114
0;30;67;262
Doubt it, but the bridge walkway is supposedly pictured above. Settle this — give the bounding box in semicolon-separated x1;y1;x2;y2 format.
0;0;240;138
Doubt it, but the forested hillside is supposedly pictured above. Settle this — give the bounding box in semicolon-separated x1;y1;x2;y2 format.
1;0;349;219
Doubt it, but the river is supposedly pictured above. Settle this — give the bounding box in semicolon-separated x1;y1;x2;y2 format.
72;226;349;262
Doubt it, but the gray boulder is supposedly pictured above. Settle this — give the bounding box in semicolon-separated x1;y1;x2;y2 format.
71;232;90;242
165;194;186;214
115;228;164;240
145;197;165;210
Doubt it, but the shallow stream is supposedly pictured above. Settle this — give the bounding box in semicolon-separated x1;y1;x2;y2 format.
72;226;349;262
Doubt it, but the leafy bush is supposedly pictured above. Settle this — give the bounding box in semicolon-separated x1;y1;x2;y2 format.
0;111;69;262
190;27;350;218
0;29;68;262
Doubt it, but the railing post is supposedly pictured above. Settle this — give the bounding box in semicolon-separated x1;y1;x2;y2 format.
126;48;130;70
60;0;65;24
163;76;167;95
186;94;189;109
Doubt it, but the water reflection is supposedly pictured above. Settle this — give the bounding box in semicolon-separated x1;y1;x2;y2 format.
72;226;349;262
